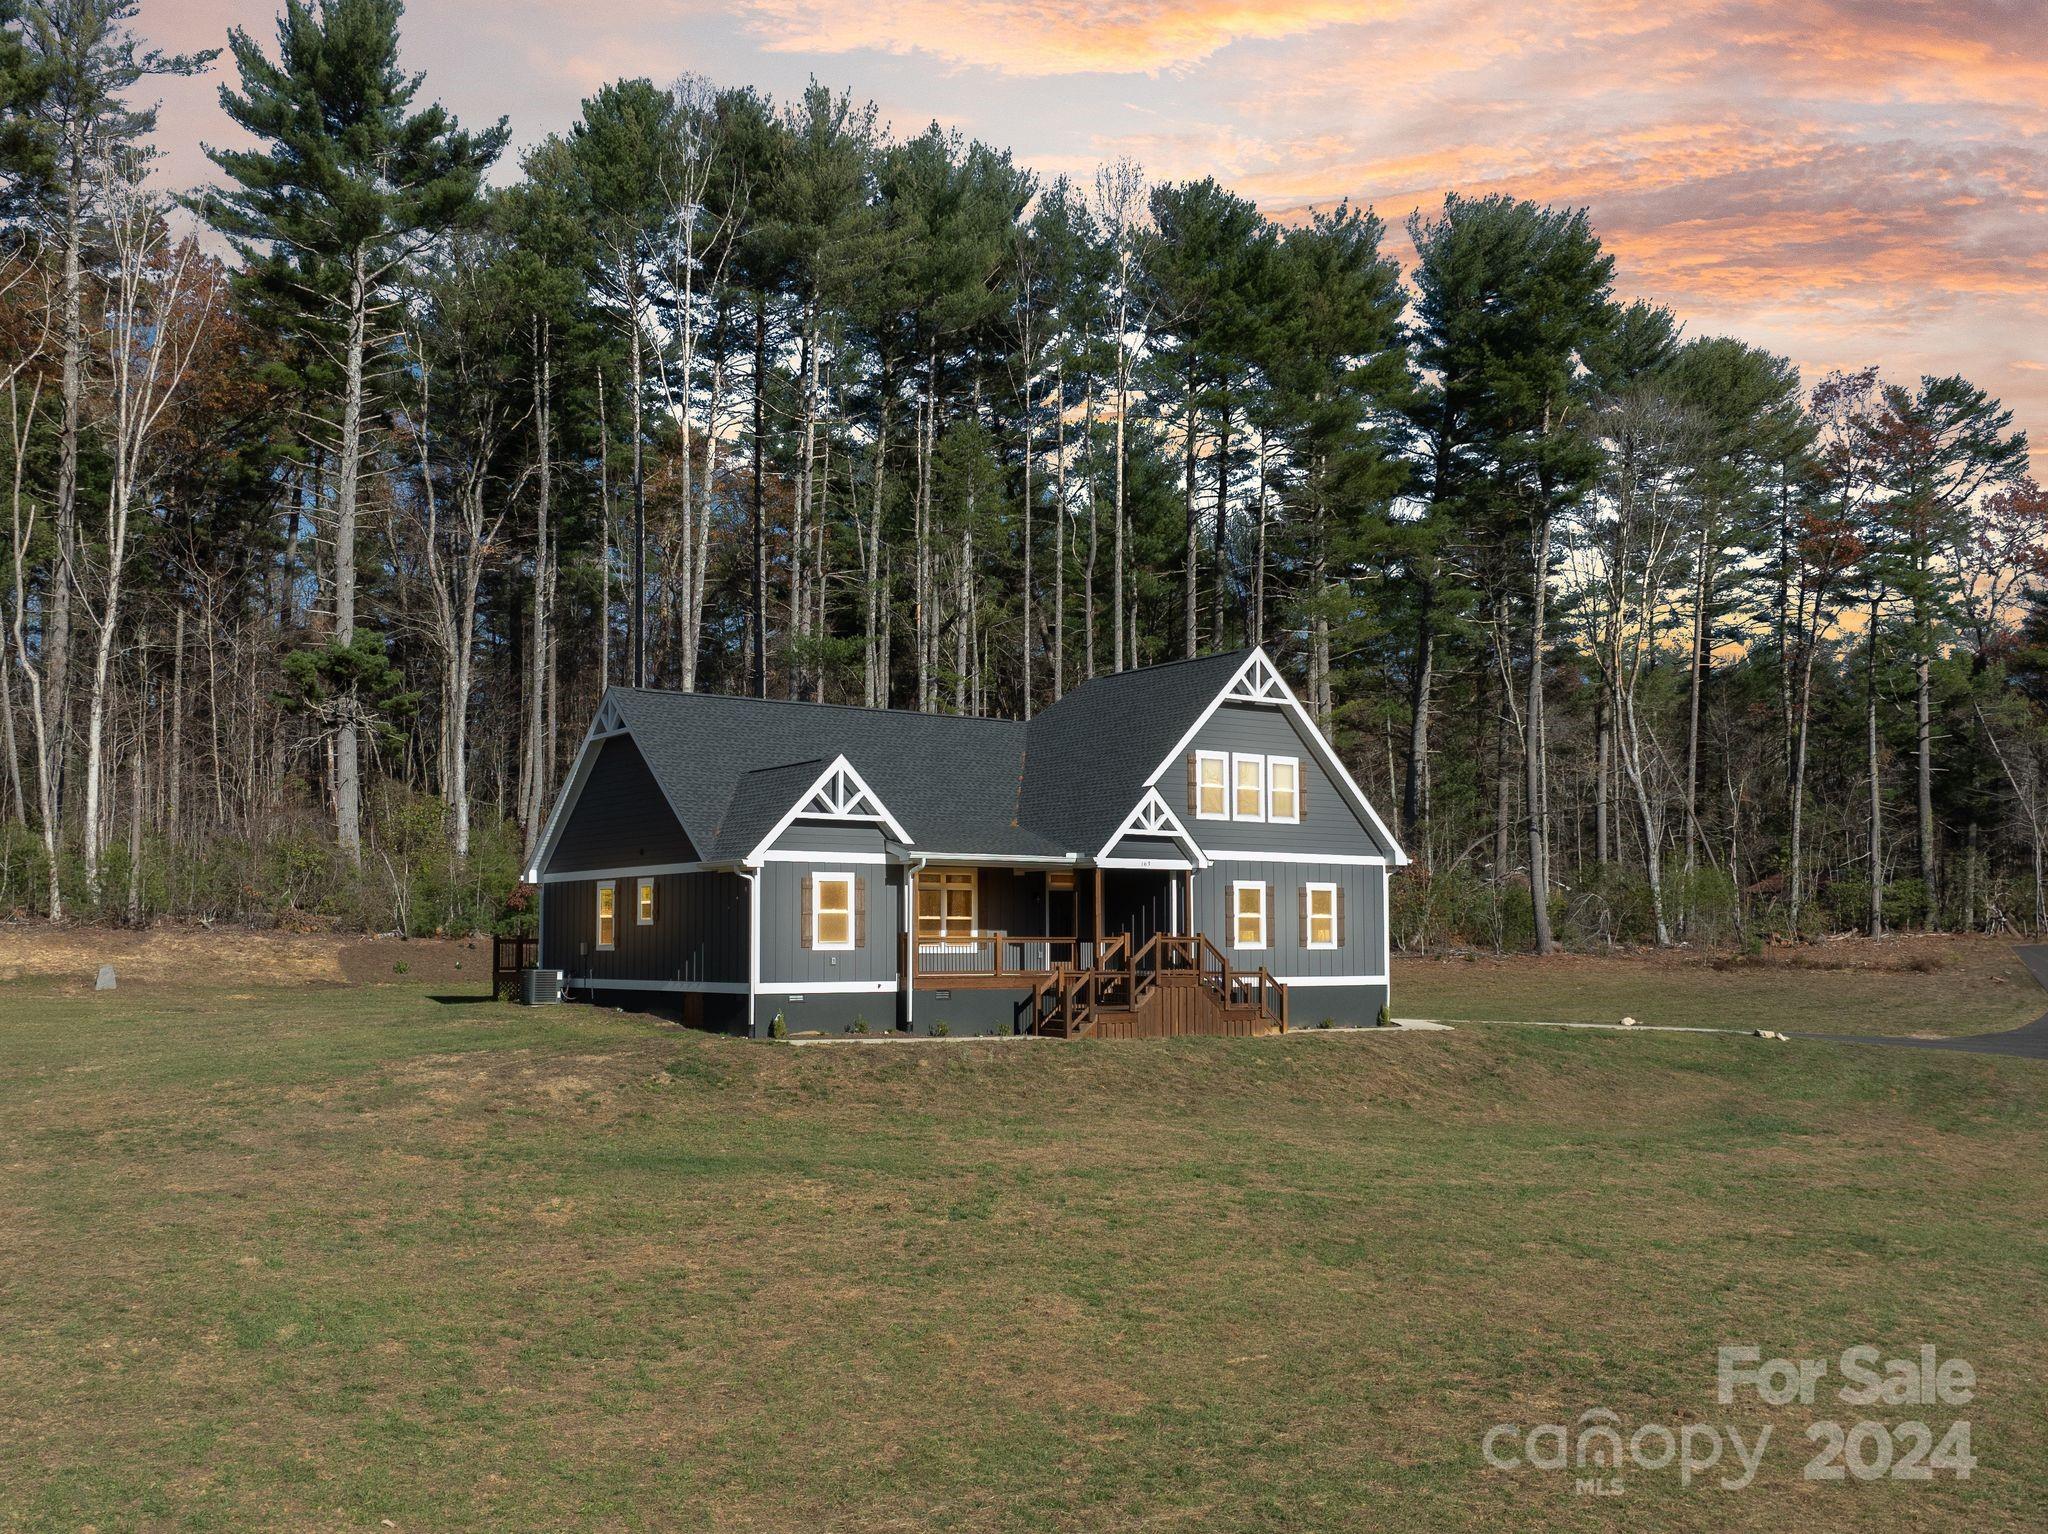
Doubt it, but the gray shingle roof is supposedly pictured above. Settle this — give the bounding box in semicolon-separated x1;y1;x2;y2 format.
602;649;1255;862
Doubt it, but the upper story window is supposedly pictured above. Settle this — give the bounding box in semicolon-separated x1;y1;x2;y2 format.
916;868;977;943
1232;753;1266;821
595;880;617;950
636;877;656;925
812;872;856;950
1192;751;1228;819
1268;757;1301;823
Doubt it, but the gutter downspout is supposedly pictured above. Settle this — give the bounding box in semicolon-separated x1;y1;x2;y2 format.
902;854;926;1032
739;864;761;1037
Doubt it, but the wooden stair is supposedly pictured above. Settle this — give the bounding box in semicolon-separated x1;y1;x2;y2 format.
1028;933;1287;1039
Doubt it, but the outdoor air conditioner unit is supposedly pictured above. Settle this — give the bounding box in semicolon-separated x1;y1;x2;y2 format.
522;967;565;1006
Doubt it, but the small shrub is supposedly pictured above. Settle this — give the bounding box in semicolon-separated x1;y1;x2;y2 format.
847;1015;870;1035
768;1012;787;1040
1316;1018;1333;1029
931;1019;951;1037
392;960;409;975
1376;1001;1392;1028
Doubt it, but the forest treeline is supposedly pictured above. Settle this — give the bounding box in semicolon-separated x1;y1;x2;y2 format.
2;0;2045;949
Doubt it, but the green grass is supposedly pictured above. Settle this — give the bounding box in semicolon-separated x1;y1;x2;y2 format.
2;972;2045;1531
1394;937;2045;1036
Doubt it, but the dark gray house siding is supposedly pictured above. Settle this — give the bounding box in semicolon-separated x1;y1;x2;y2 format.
1174;703;1395;860
542;870;746;985
758;861;904;987
550;735;697;872
1102;833;1189;864
1190;859;1388;981
764;821;893;857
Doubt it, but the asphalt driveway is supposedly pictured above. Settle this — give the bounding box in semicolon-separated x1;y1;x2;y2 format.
1829;944;2048;1061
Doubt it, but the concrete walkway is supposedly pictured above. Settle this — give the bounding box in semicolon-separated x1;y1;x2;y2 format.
1820;944;2048;1062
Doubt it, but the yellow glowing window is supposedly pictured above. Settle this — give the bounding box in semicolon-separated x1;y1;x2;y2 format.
1305;883;1337;949
1232;881;1266;949
1195;751;1227;818
917;868;976;942
636;877;656;925
596;881;617;949
1268;757;1299;822
1233;754;1265;820
814;874;855;949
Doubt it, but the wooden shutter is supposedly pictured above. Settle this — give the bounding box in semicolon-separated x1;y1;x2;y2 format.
855;875;869;947
1337;884;1347;947
1297;884;1308;946
799;873;813;949
1298;769;1307;821
1264;882;1274;947
1186;752;1199;812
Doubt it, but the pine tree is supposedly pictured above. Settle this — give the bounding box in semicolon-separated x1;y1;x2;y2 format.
199;0;504;861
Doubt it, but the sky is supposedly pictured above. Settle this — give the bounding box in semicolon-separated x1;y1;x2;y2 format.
147;0;2047;472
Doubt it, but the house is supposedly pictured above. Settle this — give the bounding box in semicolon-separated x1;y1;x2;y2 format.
523;646;1406;1037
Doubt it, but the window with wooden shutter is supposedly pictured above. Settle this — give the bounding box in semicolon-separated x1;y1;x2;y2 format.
1231;880;1267;949
1192;751;1228;820
1267;757;1300;823
1304;882;1338;949
812;872;855;950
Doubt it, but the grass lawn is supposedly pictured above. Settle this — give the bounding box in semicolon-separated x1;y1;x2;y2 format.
2;961;2045;1531
1394;935;2045;1037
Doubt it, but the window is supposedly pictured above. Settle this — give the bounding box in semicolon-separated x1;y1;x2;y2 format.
1267;757;1301;823
636;877;656;925
813;872;856;950
916;868;977;943
1232;753;1266;821
1304;882;1338;949
1193;750;1228;820
595;880;617;950
1231;880;1267;949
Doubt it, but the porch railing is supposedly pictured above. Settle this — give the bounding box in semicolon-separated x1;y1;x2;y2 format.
907;933;1090;978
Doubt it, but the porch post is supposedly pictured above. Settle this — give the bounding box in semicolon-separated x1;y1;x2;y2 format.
1093;865;1105;957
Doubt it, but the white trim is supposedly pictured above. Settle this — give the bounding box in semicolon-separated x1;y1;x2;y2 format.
1097;856;1195;871
743;754;913;863
1230;879;1268;951
1230;752;1267;822
1268;974;1388;988
810;870;858;951
540;860;715;884
577;977;748;995
742;867;761;1022
913;852;1079;866
635;876;656;926
1266;755;1302;824
1141;647;1409;866
1192;749;1229;821
595;879;617;951
1095;786;1209;867
1204;850;1389;867
1303;881;1339;950
757;848;890;865
760;980;897;996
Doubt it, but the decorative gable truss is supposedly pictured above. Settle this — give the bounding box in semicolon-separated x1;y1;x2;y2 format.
1097;787;1208;867
1225;649;1290;703
1145;646;1409;865
743;754;913;863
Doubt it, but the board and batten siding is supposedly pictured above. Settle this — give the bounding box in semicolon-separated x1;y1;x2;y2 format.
1175;702;1394;860
541;870;746;984
758;861;904;987
764;821;893;857
1191;859;1387;981
548;735;697;872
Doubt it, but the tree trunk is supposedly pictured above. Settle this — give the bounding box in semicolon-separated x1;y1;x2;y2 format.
333;246;368;864
1527;514;1555;955
1182;361;1199;658
1866;595;1884;938
750;295;769;699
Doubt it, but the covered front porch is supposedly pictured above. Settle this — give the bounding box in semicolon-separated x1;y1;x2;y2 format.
897;860;1191;990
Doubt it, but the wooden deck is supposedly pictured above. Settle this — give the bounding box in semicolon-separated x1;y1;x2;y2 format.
1026;933;1287;1039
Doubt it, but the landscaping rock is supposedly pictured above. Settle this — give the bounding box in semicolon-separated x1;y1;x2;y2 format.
95;964;116;991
